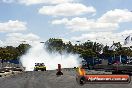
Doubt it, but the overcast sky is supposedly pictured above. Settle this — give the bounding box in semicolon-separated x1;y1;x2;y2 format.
0;0;132;46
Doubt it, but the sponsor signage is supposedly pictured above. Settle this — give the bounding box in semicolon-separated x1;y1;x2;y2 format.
85;75;130;83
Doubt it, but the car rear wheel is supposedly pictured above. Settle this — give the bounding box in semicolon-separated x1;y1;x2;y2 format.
34;69;38;71
76;76;86;86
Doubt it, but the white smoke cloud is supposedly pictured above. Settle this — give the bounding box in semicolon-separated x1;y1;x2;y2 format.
20;42;81;71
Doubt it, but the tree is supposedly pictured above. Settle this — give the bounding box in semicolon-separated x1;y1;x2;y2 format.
17;43;31;56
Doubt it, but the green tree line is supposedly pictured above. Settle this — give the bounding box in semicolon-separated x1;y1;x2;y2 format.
46;38;132;59
0;44;30;60
0;38;132;61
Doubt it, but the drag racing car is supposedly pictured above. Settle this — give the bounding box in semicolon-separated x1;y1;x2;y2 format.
34;63;46;71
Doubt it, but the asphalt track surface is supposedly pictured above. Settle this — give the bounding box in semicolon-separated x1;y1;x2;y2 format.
0;70;132;88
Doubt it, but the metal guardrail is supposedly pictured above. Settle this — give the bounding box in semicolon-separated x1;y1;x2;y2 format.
0;61;25;77
0;67;23;77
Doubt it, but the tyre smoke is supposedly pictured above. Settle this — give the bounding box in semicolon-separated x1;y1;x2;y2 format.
20;42;81;71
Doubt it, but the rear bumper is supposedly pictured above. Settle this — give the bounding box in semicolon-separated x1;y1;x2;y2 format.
34;67;46;70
